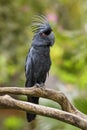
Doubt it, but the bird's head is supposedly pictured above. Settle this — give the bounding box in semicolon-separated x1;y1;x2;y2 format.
31;15;55;47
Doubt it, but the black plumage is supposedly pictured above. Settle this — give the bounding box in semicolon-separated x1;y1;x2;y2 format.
25;15;55;122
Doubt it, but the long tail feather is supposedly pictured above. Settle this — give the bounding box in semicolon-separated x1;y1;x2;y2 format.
26;96;39;122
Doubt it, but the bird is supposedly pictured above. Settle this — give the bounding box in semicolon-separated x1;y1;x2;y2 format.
25;15;55;122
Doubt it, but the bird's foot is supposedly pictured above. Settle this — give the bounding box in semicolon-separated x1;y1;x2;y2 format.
35;83;45;88
40;83;45;87
35;83;40;88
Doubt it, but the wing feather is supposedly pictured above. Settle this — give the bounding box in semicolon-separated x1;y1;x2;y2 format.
25;51;33;87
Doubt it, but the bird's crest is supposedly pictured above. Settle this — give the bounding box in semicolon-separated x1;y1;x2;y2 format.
31;15;51;33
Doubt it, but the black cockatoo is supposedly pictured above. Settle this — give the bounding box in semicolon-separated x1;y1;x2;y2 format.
25;15;55;122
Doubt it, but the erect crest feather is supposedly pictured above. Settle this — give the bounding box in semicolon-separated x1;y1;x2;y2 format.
31;15;51;33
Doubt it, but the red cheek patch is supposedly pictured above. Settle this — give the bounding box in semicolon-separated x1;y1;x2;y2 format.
41;33;47;37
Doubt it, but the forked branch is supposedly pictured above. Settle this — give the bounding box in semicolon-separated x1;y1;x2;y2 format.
0;86;87;129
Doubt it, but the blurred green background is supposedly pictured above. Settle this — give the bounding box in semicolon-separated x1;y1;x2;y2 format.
0;0;87;130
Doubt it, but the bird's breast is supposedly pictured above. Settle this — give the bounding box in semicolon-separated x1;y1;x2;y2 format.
31;46;51;74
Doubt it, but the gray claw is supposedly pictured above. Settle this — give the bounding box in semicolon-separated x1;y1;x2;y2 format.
35;83;41;87
35;83;45;87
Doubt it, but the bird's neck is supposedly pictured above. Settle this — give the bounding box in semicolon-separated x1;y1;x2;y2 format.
32;45;50;55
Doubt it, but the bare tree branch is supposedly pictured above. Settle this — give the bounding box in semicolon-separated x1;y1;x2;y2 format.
0;87;87;130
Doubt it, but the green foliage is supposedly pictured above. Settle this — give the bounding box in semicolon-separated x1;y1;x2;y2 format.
0;0;87;89
0;0;30;86
0;0;87;130
58;0;83;30
36;117;66;130
51;29;87;88
3;116;24;130
40;98;61;109
74;97;87;114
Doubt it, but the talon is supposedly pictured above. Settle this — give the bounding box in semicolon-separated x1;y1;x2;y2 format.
35;83;40;87
35;83;45;87
40;83;45;87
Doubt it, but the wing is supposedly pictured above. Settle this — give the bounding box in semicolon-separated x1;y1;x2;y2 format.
25;51;33;87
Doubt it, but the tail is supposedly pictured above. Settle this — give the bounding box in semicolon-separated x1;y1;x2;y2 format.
26;96;39;122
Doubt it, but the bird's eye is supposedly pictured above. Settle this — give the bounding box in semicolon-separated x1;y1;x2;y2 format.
40;29;52;37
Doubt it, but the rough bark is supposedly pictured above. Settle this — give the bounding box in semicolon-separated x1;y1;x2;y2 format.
0;86;87;130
